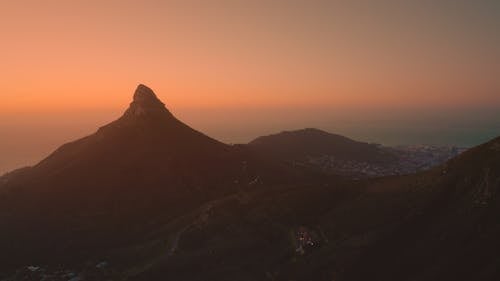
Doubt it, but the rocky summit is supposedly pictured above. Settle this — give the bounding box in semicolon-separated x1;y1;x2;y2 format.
125;84;170;117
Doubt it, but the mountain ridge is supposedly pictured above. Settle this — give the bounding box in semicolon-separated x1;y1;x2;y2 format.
249;127;394;163
0;85;498;281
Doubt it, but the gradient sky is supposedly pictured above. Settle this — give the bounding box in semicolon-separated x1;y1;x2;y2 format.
1;0;499;174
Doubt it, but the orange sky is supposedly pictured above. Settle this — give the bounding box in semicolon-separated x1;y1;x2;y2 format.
1;1;499;174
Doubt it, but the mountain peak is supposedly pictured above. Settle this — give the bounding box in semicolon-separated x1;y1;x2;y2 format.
125;84;169;117
133;84;159;102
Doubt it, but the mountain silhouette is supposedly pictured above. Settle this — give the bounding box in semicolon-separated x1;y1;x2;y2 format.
128;137;500;281
339;136;500;281
0;84;276;270
249;128;395;163
1;85;248;212
0;85;498;281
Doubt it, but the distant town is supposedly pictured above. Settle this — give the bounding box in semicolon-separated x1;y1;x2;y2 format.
306;145;467;178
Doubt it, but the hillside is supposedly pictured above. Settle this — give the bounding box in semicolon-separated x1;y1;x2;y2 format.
0;85;297;273
248;128;463;178
0;85;498;281
125;136;500;281
249;128;394;163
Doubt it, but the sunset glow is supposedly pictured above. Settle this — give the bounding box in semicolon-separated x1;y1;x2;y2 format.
1;1;499;173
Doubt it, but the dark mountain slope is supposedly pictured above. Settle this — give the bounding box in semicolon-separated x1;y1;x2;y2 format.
6;84;232;192
342;136;500;281
249;128;403;177
122;136;500;281
0;85;498;280
0;85;244;224
249;128;394;163
248;128;465;178
0;85;300;273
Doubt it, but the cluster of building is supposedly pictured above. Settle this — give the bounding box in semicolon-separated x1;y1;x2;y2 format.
295;227;318;255
6;262;110;281
307;145;467;178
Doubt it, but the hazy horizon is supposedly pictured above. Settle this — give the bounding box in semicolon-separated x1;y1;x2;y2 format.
1;0;499;174
1;94;498;175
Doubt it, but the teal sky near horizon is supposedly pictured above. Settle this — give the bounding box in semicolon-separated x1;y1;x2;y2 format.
0;0;499;174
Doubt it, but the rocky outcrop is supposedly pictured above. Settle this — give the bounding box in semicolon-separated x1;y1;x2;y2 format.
124;84;172;117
